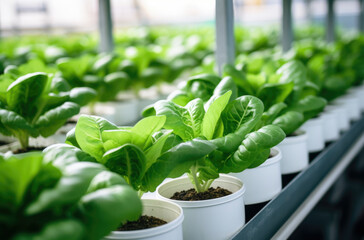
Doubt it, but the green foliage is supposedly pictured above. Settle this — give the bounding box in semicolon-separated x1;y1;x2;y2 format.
0;70;96;150
0;150;142;240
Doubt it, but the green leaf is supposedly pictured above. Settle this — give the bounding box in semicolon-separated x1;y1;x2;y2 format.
273;111;304;135
36;102;80;137
102;129;133;152
154;100;195;141
223;64;254;95
79;185;142;240
221;95;264;136
101;144;146;190
257;81;294;109
69;87;97;106
131;116;166;149
144;130;173;170
222;125;285;172
288;95;327;121
43;144;97;169
13;220;85;240
26;162;106;215
0;152;43;212
142;138;217;192
75;115;118;161
259;102;287;127
204;76;237;109
6;72;48;119
0;109;36;137
86;171;128;193
202;91;232;140
65;127;79;148
277;60;307;102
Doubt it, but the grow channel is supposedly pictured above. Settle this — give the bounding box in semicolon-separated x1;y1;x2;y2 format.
232;114;364;239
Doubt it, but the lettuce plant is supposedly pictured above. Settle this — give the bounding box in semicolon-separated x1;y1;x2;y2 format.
0;150;142;240
147;89;285;193
64;115;215;195
57;54;130;108
224;60;327;135
0;69;96;150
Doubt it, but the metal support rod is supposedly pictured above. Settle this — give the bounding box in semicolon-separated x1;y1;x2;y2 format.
215;0;235;75
282;0;293;52
360;0;364;32
305;0;313;24
326;0;335;43
98;0;114;52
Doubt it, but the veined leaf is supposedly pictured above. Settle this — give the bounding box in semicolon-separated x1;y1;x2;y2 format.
202;91;231;140
75;115;118;161
36;102;80;137
101;144;146;190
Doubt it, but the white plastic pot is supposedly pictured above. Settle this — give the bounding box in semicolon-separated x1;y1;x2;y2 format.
325;105;350;132
300;118;325;153
319;111;340;142
104;199;183;240
230;147;282;205
278;131;309;174
0;136;65;153
157;174;245;240
333;96;361;121
348;87;364;112
95;100;139;126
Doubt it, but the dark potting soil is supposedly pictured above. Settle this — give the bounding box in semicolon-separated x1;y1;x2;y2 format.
66;119;78;124
13;146;45;154
171;187;232;201
117;215;167;231
287;132;301;137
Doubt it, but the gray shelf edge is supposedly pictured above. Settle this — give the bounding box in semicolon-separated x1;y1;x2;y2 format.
233;115;364;240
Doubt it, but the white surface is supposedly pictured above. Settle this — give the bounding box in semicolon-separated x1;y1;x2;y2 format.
325;104;350;132
104;199;183;240
230;147;282;204
301;118;325;153
320;111;340;142
272;133;364;240
94;100;139;126
334;96;361;121
278;131;309;174
157;174;245;240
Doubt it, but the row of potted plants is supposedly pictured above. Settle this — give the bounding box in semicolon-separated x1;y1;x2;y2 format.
1;45;364;237
1;32;364;240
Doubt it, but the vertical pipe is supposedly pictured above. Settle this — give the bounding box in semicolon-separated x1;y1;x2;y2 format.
359;0;364;32
326;0;335;43
215;0;235;75
98;0;114;52
282;0;293;52
305;0;313;24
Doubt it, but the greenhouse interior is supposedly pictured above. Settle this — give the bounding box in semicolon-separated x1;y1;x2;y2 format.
0;0;364;239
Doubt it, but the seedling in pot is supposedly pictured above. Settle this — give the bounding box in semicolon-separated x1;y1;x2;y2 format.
0;68;96;151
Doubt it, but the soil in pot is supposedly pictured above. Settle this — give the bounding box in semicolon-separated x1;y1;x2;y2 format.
170;187;232;201
13;146;45;154
117;215;167;231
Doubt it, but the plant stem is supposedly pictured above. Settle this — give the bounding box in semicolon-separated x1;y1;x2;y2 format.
137;190;144;198
189;165;203;193
202;179;214;192
18;133;29;150
88;102;96;115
